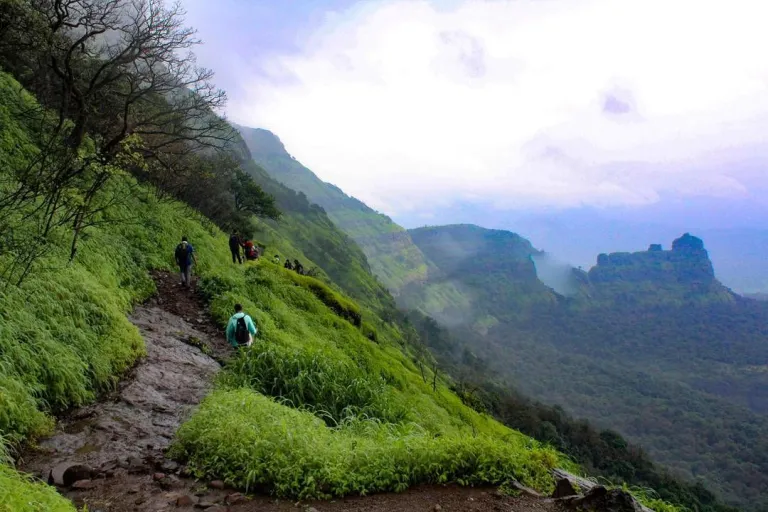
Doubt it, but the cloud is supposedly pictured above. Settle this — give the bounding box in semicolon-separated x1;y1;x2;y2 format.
222;0;768;215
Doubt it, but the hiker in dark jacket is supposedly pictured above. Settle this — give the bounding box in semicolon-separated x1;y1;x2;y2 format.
293;259;304;275
225;303;257;348
284;259;293;270
174;236;198;287
229;232;242;264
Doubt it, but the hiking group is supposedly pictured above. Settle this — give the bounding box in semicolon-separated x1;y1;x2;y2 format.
172;233;309;352
229;231;260;263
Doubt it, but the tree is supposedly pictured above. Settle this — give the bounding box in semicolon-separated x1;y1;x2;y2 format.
0;0;234;283
232;168;281;220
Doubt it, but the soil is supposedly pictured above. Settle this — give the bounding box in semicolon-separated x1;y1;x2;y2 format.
19;270;563;512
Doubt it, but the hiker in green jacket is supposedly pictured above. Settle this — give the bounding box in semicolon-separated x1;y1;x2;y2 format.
225;303;258;349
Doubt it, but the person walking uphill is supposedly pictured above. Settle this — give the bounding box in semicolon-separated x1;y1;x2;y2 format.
229;231;242;264
226;304;258;349
174;236;197;287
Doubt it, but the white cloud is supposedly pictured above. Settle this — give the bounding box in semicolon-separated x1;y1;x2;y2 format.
231;0;768;214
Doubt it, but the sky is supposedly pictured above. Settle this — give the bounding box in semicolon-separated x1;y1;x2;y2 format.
180;0;768;225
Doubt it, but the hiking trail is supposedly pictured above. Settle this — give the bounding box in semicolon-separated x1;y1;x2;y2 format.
20;270;562;512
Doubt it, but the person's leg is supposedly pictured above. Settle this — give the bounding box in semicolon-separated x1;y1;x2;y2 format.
185;265;192;287
179;265;186;286
231;250;237;264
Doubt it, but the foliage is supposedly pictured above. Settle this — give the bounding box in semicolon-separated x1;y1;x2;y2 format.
278;268;362;326
0;463;76;512
406;310;739;512
170;389;559;500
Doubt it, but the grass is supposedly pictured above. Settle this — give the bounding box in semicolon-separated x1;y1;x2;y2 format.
0;464;76;512
170;389;559;500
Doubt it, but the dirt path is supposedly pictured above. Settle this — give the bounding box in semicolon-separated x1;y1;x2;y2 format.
19;271;561;512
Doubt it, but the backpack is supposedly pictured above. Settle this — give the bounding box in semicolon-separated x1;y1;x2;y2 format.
234;315;249;344
175;243;186;264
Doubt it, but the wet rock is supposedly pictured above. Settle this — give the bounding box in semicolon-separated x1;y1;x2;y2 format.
552;468;597;493
71;479;96;490
559;486;648;512
161;460;180;472
176;494;198;507
506;478;542;498
225;492;246;505
209;480;225;489
553;477;579;498
49;462;93;487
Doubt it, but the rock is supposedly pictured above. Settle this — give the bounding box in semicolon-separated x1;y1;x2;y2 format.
559;486;647;512
71;479;95;490
161;460;180;472
225;493;246;505
194;501;216;509
153;472;167;481
105;470;115;478
505;478;543;498
434;505;442;511
552;469;597;493
176;494;198;507
204;507;228;512
209;480;225;489
552;477;579;498
49;462;93;487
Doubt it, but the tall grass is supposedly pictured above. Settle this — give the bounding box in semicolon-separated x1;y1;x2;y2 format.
0;464;76;512
170;389;559;499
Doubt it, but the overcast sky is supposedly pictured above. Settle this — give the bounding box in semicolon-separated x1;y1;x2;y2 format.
181;0;768;220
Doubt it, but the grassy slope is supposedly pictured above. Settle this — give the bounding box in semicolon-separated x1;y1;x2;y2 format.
234;125;429;295
0;71;590;508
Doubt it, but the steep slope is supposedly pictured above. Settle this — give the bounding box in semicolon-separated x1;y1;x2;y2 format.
403;225;768;509
0;70;581;511
234;124;429;295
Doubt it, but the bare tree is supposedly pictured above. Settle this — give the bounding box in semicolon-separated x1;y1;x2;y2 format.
0;0;235;283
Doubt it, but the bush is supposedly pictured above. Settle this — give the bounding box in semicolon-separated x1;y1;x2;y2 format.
0;464;76;512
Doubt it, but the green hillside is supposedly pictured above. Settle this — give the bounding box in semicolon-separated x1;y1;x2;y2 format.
403;224;768;509
234;124;429;295
400;224;559;328
0;68;575;508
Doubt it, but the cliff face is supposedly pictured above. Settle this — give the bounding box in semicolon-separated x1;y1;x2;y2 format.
585;233;732;305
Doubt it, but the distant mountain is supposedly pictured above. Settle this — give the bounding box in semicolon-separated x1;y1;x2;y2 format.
582;233;736;306
402;225;768;508
233;124;429;295
400;224;557;329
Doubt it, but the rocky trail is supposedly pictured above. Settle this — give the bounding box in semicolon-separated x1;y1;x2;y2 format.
17;271;642;512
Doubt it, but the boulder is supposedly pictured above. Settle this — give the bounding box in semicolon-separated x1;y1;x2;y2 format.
552;477;579;498
49;462;93;487
559;485;650;512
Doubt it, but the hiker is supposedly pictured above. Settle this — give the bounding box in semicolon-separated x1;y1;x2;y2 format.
293;259;304;275
243;240;258;261
273;254;280;265
174;236;197;287
225;303;258;349
229;231;242;264
284;259;293;270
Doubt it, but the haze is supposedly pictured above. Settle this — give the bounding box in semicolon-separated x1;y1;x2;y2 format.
181;0;768;291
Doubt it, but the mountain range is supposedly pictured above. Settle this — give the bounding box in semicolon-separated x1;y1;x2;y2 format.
236;124;768;510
